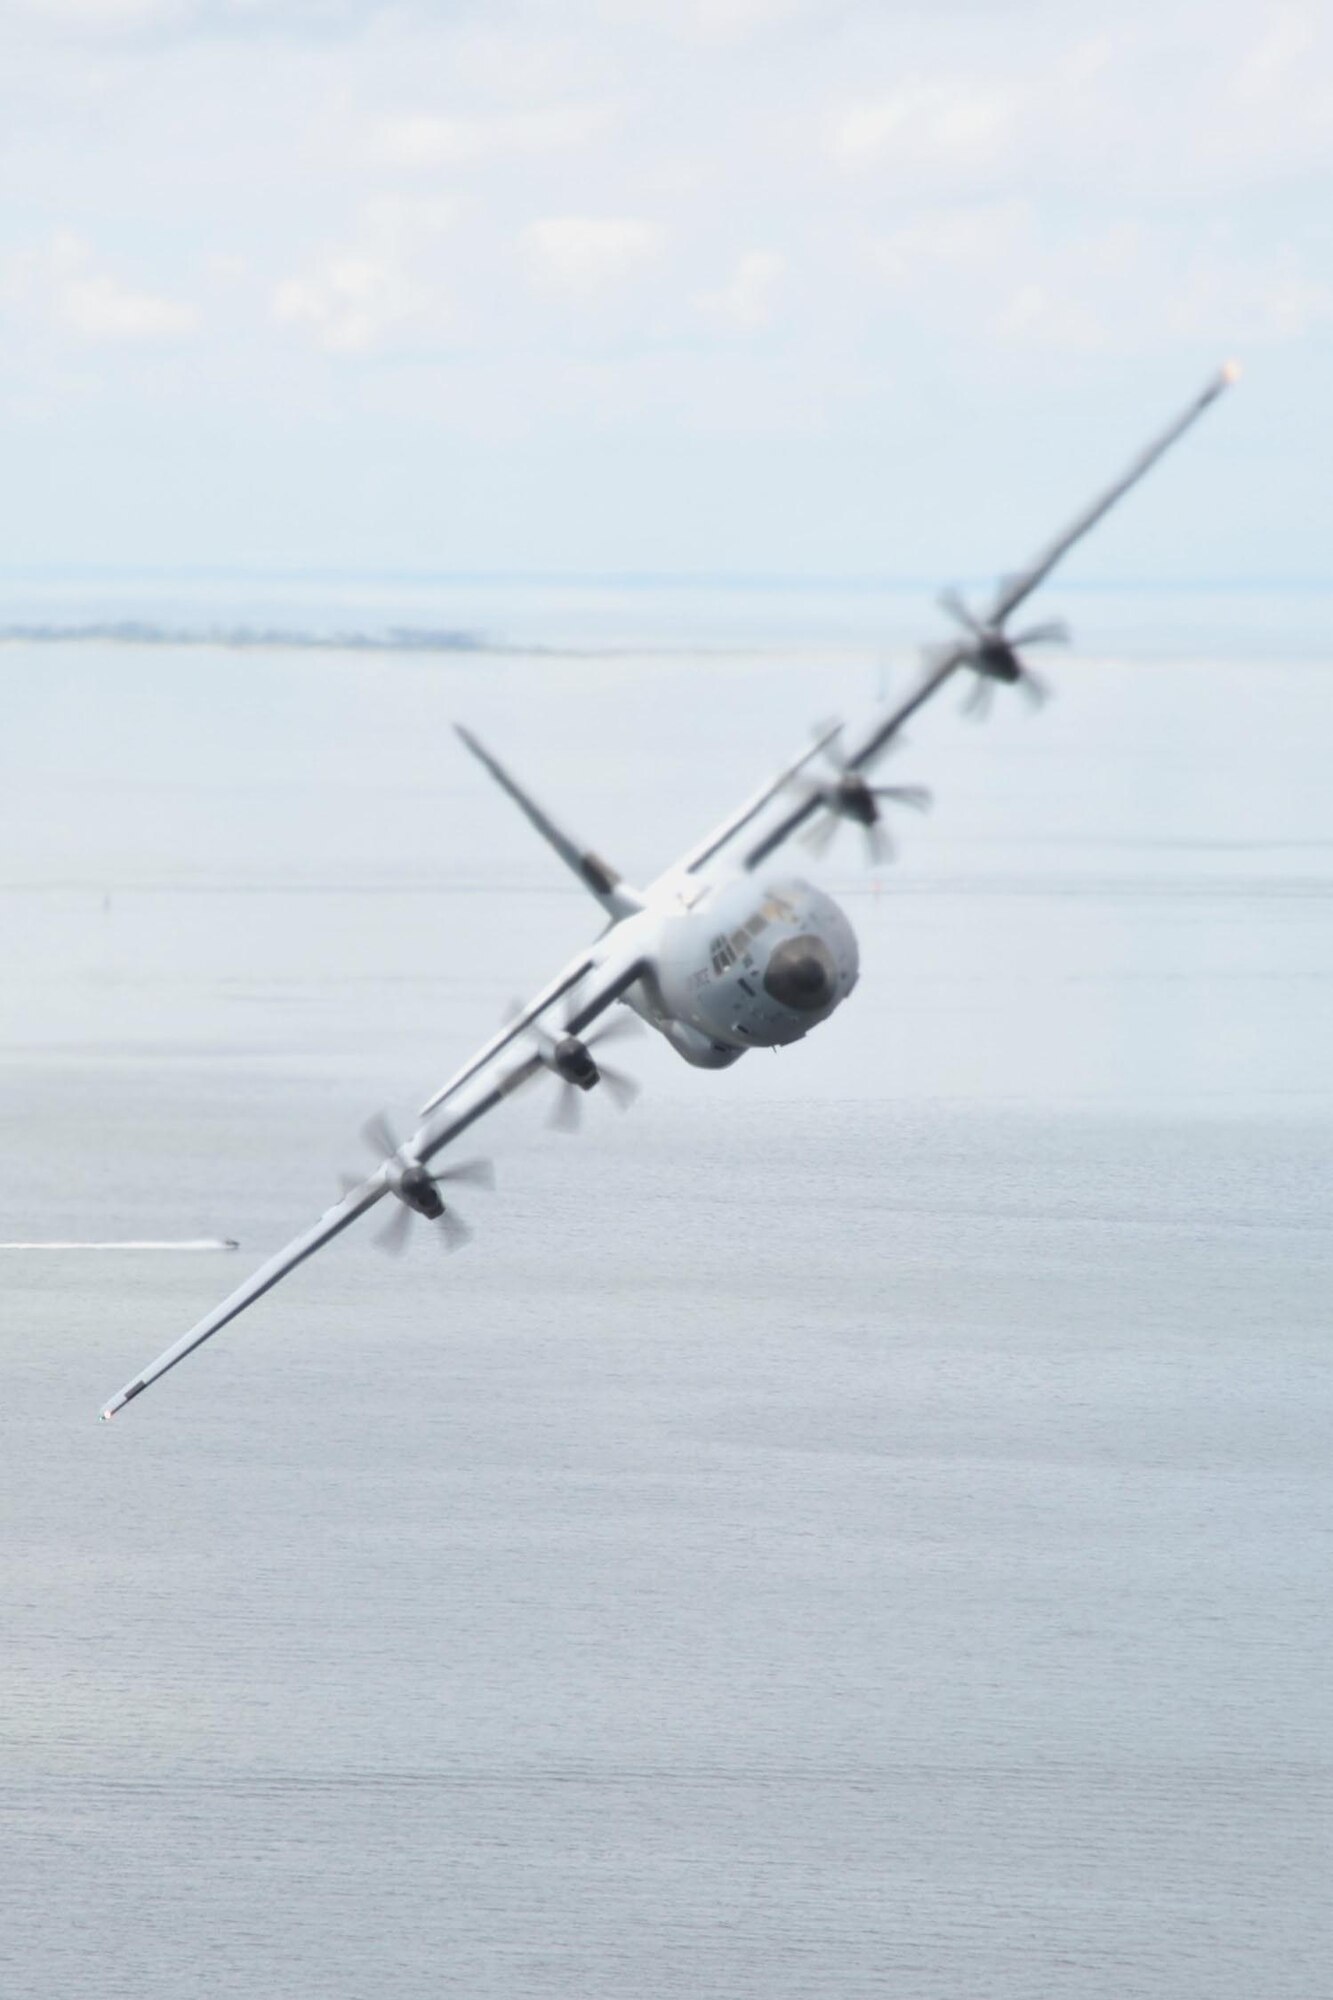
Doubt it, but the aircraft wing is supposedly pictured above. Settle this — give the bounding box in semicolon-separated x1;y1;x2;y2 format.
417;947;597;1118
983;363;1239;631
100;950;645;1420
733;364;1239;874
663;722;846;880
740;648;962;871
99;366;1235;1421
99;1174;392;1419
417;927;649;1118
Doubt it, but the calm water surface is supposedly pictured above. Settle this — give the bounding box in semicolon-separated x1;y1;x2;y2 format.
1;626;1330;1995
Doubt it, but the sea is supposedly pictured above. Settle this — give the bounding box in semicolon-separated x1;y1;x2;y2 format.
1;575;1330;1997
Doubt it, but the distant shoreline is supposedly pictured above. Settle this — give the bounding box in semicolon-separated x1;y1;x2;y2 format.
2;567;1331;593
0;622;806;657
0;621;489;654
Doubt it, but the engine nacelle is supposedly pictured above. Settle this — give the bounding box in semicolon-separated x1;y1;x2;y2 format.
831;773;878;826
551;1035;600;1092
973;636;1021;682
388;1158;445;1218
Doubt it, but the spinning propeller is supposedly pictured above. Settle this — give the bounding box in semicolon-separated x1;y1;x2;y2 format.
937;587;1069;717
511;1003;642;1132
346;1112;495;1253
794;727;931;866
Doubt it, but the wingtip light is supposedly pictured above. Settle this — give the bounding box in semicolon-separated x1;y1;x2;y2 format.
100;1378;145;1421
1221;358;1242;385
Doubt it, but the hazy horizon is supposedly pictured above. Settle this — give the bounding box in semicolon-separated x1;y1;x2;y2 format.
1;3;1323;578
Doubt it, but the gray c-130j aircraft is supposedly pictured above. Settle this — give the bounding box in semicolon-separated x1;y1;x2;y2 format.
100;364;1238;1420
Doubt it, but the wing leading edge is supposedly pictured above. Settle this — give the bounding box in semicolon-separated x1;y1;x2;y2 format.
737;364;1239;873
100;951;646;1419
99;366;1236;1421
99;1176;390;1418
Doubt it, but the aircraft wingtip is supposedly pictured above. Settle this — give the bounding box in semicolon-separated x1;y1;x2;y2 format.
101;1378;147;1421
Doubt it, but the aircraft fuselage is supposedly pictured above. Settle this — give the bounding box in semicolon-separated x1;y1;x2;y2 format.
624;874;860;1068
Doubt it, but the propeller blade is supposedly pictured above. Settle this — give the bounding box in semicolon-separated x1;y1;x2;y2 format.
374;1200;414;1257
871;783;932;813
546;1082;583;1134
802;809;840;857
436;1206;473;1253
432;1157;496;1192
337;1171;363;1197
863;819;892;869
1010;619;1070;647
963;664;1046;716
939;586;983;637
598;1061;640;1112
362;1111;400;1161
782;778;826;819
961;675;993;720
536;1013;642;1121
583;1012;642;1052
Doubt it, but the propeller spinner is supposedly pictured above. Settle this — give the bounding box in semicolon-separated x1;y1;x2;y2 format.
347;1113;495;1253
794;726;931;866
937;587;1069;717
512;1004;642;1132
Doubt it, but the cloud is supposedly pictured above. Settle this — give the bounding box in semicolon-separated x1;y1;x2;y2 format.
520;216;661;294
696;249;787;330
831;76;1015;178
274;255;414;354
0;0;391;37
871;202;1031;287
273;196;456;353
1162;245;1333;345
0;0;1328;574
3;0;188;23
594;0;818;44
374;101;614;171
993;282;1113;354
60;274;199;341
869;200;1331;357
5;232;200;341
868;200;1118;350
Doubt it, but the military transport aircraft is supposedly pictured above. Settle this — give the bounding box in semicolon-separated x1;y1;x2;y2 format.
100;366;1237;1420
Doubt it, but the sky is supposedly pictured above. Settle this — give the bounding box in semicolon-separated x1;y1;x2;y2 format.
0;0;1328;580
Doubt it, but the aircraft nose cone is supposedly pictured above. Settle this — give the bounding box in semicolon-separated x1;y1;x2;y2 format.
763;934;838;1013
